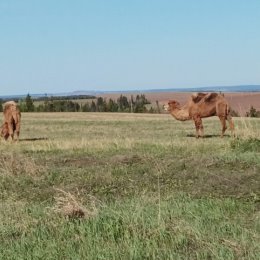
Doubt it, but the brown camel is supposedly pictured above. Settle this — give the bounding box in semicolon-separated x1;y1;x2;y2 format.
164;93;235;138
0;101;21;141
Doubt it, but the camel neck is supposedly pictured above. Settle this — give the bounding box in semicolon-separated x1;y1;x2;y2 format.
170;107;190;121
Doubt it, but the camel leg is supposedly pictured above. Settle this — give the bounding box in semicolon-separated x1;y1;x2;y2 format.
1;123;9;140
199;121;204;137
15;131;20;141
16;130;20;141
7;122;14;140
14;121;20;141
193;116;203;138
12;111;21;141
193;119;199;138
219;116;227;137
227;115;235;137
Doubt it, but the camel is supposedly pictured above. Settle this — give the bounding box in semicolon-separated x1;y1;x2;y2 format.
164;92;235;138
0;101;21;141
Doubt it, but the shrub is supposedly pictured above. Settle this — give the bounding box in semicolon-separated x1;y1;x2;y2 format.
246;106;260;118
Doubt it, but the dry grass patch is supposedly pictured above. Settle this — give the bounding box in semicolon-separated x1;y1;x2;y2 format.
234;117;260;139
52;188;99;220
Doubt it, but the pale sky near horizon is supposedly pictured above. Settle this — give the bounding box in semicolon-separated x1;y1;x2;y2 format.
0;0;260;95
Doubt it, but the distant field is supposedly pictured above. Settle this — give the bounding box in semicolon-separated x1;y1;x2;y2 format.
0;113;259;259
100;92;260;115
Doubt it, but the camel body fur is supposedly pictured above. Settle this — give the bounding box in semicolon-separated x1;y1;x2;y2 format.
1;101;21;141
165;93;235;138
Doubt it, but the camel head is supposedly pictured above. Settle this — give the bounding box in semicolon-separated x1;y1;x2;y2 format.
164;100;181;111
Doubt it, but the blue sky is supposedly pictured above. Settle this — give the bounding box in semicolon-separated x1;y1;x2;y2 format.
0;0;260;95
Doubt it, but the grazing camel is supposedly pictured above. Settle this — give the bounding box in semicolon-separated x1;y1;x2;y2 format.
0;101;21;141
164;93;235;138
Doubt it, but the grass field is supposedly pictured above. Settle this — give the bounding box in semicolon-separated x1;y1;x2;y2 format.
0;112;259;259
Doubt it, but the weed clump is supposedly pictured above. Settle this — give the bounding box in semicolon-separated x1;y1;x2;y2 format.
52;188;98;220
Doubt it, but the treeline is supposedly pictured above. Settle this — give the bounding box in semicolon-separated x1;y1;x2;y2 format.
1;94;260;116
0;94;155;113
81;94;151;113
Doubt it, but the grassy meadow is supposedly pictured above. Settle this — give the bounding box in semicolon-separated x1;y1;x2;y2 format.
0;112;260;259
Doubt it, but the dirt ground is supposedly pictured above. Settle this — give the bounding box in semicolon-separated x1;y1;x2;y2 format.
101;92;260;115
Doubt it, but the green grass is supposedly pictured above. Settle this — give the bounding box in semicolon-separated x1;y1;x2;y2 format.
0;113;259;259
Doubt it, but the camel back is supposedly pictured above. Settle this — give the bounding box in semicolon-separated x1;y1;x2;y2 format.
191;93;208;103
204;93;219;102
192;92;223;104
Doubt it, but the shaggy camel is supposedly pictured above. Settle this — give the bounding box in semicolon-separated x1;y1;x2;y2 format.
0;101;21;141
164;93;235;138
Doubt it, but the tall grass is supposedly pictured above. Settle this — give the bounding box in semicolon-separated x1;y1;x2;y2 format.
0;113;259;259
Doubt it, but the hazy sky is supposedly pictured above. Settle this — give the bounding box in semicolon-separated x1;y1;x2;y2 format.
0;0;260;95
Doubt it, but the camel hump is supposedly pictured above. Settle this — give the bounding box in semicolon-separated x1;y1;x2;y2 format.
191;92;207;103
204;93;218;102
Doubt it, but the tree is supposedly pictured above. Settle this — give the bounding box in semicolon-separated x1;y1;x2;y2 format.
82;103;91;112
65;100;80;112
25;94;35;112
246;106;258;117
107;99;118;112
90;101;97;112
133;94;149;113
96;97;106;112
156;100;160;114
43;97;55;112
130;95;134;113
117;95;130;112
149;107;155;113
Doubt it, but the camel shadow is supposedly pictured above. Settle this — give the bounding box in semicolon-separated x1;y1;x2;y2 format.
19;137;49;142
186;134;229;138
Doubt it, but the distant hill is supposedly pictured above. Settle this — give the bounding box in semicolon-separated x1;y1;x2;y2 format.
0;85;259;100
145;85;260;93
68;85;260;94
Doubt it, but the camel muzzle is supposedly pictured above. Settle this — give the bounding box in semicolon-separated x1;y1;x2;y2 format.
163;104;169;111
